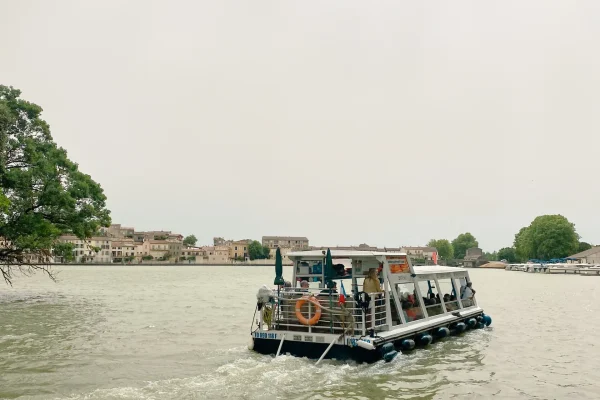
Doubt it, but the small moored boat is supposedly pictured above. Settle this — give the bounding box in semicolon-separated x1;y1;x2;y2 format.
249;249;492;363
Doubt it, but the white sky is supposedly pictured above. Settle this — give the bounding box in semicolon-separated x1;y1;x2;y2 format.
1;0;599;250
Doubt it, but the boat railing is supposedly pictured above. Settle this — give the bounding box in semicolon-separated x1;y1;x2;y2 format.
266;288;476;336
424;302;444;316
443;299;461;311
461;298;475;307
270;289;390;336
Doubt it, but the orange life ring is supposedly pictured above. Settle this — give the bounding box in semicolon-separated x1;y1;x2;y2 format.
295;296;322;325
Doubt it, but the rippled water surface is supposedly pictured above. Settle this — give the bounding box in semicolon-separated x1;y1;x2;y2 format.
1;266;599;399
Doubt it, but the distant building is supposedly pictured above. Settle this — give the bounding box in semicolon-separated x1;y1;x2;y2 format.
229;240;250;260
58;235;112;263
400;246;438;263
138;239;183;260
107;224;135;239
310;243;379;252
181;247;205;262
132;230;183;243
567;247;600;264
463;247;487;268
269;246;295;263
111;239;136;260
200;246;230;263
262;236;309;250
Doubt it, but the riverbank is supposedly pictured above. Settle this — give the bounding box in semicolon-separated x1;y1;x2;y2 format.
47;262;294;267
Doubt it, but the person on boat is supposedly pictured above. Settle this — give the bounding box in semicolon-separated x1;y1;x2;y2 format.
428;292;438;304
299;280;309;292
461;282;475;299
460;282;476;306
363;268;383;295
333;263;346;276
443;293;457;311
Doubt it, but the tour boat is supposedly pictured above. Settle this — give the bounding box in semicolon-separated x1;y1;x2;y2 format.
249;249;492;363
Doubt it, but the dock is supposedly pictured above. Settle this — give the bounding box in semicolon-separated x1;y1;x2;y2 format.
505;263;600;276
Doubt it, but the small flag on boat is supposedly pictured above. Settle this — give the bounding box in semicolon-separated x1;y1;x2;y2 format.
339;281;347;305
432;251;438;265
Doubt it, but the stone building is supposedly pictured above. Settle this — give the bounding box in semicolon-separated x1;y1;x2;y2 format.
58;235;112;263
262;236;309;250
400;246;438;264
463;247;488;268
229;240;250;260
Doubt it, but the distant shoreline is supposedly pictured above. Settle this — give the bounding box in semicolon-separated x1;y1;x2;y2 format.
44;263;294;267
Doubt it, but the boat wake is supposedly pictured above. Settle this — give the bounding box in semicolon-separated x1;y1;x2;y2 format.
52;345;424;400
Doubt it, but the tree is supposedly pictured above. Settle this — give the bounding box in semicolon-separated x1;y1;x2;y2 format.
451;233;479;259
426;239;454;259
52;242;74;263
484;251;498;261
514;226;532;261
514;215;579;261
578;242;592;252
0;85;111;285
248;240;270;260
262;245;271;259
183;234;197;247
497;247;517;263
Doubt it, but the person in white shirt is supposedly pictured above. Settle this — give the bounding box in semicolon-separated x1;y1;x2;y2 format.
461;282;476;300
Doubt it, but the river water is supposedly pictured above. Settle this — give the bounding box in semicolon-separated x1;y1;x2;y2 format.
1;266;599;400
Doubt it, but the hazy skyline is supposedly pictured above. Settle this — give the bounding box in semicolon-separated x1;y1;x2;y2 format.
2;1;599;251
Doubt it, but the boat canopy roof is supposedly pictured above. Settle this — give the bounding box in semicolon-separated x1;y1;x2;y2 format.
288;250;407;260
413;265;467;274
288;250;468;276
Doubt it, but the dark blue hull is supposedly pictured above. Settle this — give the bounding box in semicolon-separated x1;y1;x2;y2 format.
253;337;381;363
251;313;489;363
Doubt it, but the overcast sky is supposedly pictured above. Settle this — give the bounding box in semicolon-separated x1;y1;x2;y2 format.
2;1;599;250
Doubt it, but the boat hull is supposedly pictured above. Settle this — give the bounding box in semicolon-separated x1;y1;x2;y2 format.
253;338;381;363
251;312;487;363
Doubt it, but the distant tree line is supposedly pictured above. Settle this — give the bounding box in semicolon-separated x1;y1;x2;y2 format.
427;232;479;261
427;214;589;264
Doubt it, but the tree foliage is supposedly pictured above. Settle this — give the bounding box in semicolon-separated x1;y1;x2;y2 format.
497;247;517;263
578;242;592;252
513;215;579;261
183;234;197;247
248;240;270;260
0;85;111;284
52;242;74;263
451;233;479;259
426;239;454;259
484;251;498;261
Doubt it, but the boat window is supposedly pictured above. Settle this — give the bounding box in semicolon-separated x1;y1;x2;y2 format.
295;260;323;285
453;276;474;307
436;278;460;312
395;282;425;322
417;280;445;316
